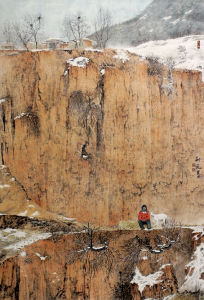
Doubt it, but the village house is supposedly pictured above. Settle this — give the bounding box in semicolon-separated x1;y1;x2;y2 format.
42;38;94;50
0;42;15;50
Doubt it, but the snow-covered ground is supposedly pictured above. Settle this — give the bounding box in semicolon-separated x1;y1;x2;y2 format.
67;57;89;68
0;98;6;104
131;266;164;294
125;35;204;81
113;49;130;63
0;228;52;252
180;243;204;293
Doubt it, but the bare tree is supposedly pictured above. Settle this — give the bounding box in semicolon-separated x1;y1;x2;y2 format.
62;16;72;42
93;8;112;49
25;14;42;49
13;14;42;51
2;22;15;44
62;13;89;48
13;22;32;51
65;223;119;276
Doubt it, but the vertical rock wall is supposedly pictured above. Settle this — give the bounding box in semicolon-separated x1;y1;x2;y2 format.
0;50;203;225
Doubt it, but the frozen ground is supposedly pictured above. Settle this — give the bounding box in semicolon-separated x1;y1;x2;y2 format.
129;35;204;80
113;35;204;81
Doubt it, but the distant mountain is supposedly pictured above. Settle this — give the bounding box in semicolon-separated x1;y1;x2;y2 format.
105;0;204;46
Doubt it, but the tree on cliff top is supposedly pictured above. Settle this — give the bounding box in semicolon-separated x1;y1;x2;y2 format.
66;223;119;276
62;13;89;48
13;14;42;50
2;22;15;44
26;14;42;49
93;8;112;49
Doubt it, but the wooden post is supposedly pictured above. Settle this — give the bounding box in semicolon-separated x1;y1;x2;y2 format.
197;40;200;49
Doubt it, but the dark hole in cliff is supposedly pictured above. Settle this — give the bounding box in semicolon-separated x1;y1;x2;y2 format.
64;49;72;54
81;141;91;160
69;90;87;113
96;120;102;149
1;143;4;165
114;270;133;300
1;106;6;132
25;108;40;137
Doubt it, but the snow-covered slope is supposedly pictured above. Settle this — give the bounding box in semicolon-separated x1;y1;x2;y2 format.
107;0;204;46
125;35;204;81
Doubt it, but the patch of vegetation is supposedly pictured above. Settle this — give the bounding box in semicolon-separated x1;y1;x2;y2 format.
173;293;202;300
147;56;163;77
118;220;140;230
24;107;40;137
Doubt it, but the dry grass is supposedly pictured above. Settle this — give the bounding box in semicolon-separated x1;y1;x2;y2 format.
118;220;141;230
173;293;202;300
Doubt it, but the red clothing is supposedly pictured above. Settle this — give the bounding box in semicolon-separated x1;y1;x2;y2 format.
138;210;150;222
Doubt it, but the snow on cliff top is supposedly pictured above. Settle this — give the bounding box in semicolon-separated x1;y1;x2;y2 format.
122;35;204;80
180;243;204;293
67;57;89;68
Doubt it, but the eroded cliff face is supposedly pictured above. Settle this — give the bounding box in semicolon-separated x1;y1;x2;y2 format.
0;226;195;300
0;50;204;225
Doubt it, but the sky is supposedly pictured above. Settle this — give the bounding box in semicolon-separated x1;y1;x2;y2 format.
0;0;152;38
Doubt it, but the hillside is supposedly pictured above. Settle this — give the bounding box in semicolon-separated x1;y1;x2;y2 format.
107;0;204;46
123;35;204;81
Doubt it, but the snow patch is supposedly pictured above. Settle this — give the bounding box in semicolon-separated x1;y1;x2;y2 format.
31;211;39;217
0;165;6;170
100;68;105;75
14;112;28;120
0;99;6;104
139;14;147;21
171;18;180;25
180;243;204;293
35;252;48;261
0;184;10;188
20;251;27;257
0;229;27;240
4;233;52;251
31;49;49;52
67;57;89;68
11;177;16;182
131;267;163;294
59;215;76;222
28;204;35;208
185;9;192;15
113;49;129;63
163;296;175;300
86;48;103;52
163;16;172;21
18;210;28;217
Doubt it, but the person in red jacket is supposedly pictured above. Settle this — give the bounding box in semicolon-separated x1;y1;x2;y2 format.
138;204;151;230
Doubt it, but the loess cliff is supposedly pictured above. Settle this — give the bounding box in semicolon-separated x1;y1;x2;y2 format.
0;222;201;300
0;49;204;226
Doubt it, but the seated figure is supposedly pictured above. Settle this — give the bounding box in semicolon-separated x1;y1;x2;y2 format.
138;204;151;230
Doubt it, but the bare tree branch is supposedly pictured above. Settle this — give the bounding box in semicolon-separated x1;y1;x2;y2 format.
25;14;42;49
65;224;119;277
2;22;15;44
13;14;42;50
93;8;112;48
13;22;32;51
62;14;89;48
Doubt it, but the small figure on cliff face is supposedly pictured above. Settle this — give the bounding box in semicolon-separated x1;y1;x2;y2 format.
138;205;151;230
